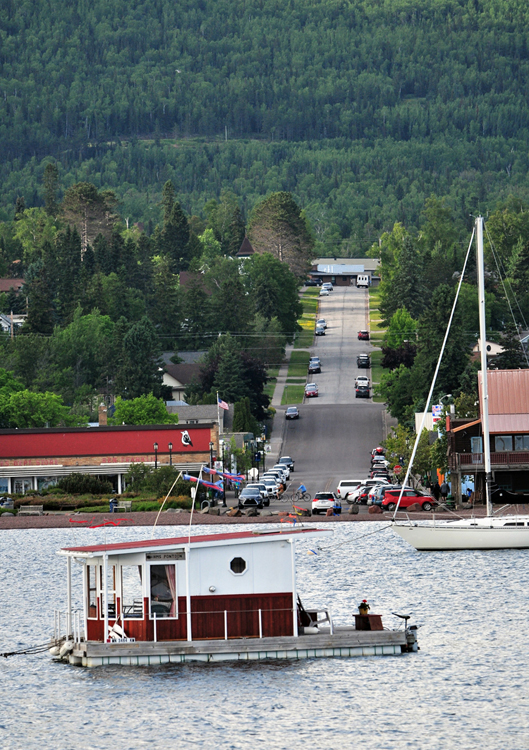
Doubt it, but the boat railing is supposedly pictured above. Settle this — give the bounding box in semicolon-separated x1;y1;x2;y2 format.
53;609;84;644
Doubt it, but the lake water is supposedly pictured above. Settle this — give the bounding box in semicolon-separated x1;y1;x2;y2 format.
1;522;528;750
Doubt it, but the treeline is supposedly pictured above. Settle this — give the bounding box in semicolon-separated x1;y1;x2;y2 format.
0;182;308;424
1;136;527;255
2;0;529;249
376;196;529;426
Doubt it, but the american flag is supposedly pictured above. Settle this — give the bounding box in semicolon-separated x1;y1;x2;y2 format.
217;396;229;410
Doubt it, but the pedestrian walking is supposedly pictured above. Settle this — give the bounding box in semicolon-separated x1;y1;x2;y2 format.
440;481;449;500
433;482;441;502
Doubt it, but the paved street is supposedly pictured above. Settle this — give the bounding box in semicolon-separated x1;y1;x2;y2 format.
270;285;387;504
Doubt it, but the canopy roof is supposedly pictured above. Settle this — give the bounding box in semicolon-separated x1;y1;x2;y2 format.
58;528;327;557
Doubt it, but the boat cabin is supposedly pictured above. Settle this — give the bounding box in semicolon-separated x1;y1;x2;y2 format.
53;527;418;667
58;529;327;645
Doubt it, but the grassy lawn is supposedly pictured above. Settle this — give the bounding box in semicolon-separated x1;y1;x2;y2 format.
263;365;280;399
288;350;311;377
286;378;305;383
294;291;319;349
281;384;305;405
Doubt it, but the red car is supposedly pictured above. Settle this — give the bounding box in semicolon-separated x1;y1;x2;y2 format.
358;330;370;340
305;383;319;398
381;489;436;512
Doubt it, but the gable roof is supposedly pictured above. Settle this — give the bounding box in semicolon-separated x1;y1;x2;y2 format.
0;278;24;293
236;237;255;256
164;363;202;386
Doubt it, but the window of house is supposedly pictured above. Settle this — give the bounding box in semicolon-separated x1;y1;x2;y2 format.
150;564;177;618
495;436;513;452
230;557;247;575
515;435;529;451
121;565;144;618
470;437;483;454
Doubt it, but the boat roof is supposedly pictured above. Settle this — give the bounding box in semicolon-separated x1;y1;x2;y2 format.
58;527;329;557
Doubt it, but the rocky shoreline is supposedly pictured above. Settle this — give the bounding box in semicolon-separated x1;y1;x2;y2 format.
0;507;487;530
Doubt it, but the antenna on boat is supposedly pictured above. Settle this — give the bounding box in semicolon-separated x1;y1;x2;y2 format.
476;216;493;517
150;471;184;539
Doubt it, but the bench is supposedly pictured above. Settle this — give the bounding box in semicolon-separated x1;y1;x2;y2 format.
18;505;44;516
116;500;132;512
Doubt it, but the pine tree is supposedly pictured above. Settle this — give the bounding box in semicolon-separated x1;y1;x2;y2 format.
43;163;59;217
115;316;163;398
491;321;528;370
162;201;191;272
161;180;175;224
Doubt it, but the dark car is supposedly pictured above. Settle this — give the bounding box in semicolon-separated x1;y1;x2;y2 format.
356;385;370;399
305;278;322;286
279;455;295;471
285;406;299;419
238;489;264;510
380;489;436;512
358;330;370;340
357;355;370;368
308;360;321;374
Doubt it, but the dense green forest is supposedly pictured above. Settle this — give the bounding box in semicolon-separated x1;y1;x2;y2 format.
2;0;529;248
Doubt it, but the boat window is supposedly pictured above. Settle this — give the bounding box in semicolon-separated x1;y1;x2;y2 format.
230;557;247;575
122;565;144;619
514;435;529;451
150;565;177;618
495;436;513;452
87;565;97;618
103;565;117;619
503;522;525;526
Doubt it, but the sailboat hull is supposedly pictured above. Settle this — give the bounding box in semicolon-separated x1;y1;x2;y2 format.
393;521;529;551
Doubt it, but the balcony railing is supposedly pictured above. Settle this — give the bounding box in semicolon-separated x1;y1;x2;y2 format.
454;451;529;468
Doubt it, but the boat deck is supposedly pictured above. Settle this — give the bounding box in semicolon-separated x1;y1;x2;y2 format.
70;627;411;667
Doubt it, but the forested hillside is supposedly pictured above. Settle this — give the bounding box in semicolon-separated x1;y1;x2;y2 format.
2;0;529;247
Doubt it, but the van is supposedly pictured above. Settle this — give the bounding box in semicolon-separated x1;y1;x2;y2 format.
336;479;365;499
356;274;370;288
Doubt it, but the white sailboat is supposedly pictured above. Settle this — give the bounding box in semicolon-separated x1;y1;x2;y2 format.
393;216;529;551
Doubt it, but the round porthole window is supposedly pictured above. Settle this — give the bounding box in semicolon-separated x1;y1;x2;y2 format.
230;557;247;574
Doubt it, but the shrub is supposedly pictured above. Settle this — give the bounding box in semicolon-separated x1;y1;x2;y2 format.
57;474;113;495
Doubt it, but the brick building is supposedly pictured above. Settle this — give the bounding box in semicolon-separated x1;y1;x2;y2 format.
0;423;218;495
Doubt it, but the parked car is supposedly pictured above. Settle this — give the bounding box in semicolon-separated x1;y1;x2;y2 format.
346;478;390;503
371;446;386;456
317;318;327;329
357;354;370;368
319;288;330;297
370;469;391;480
312;491;338;515
371;457;389;467
262;479;280;498
305;383;319;398
305;278;322;286
238;488;264;509
245;483;270;505
368;484;414;506
358;330;370;340
356;385;370;399
315;325;326;336
355;375;370;387
336;479;364;499
308;360;321;374
380;489;436;512
285;406;300;419
273;463;290;479
321;282;333;291
279;456;295;471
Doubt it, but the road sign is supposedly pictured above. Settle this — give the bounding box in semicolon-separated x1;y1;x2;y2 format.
393;464;402;475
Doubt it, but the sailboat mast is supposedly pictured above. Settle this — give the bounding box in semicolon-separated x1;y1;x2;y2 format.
476;216;493;516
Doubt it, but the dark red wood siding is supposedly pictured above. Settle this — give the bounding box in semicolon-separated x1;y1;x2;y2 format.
86;593;293;642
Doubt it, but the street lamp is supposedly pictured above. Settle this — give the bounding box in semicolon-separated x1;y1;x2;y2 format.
153;442;158;470
168;442;173;467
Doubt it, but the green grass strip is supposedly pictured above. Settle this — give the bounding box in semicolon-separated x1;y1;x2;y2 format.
281;385;306;405
288;350;311;377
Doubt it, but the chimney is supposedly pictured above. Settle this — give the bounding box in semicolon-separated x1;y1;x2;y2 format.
98;404;108;426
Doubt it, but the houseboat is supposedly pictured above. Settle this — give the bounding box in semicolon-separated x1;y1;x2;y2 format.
50;528;418;667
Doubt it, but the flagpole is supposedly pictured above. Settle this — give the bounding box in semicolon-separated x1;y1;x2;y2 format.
217;391;221;435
